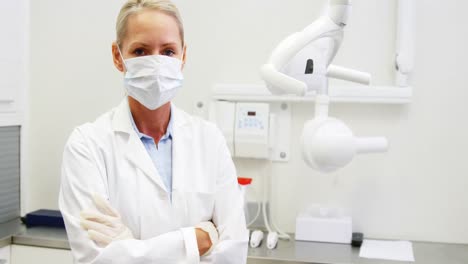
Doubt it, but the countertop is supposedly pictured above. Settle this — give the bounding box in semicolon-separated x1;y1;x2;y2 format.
0;219;69;250
1;219;468;263
248;237;468;264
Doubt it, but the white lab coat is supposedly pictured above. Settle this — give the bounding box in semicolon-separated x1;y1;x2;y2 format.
59;99;248;264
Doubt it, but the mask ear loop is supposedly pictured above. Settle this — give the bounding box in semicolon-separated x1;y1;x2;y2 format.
117;44;130;98
117;44;127;72
181;45;187;69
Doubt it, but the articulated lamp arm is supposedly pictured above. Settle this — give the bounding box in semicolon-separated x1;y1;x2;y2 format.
261;0;352;96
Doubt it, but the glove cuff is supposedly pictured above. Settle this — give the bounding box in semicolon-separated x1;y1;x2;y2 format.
196;222;219;256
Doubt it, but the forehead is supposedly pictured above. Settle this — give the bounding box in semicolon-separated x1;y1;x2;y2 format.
124;9;182;48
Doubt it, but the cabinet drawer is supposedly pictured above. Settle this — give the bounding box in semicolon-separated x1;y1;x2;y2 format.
0;245;11;264
11;245;72;264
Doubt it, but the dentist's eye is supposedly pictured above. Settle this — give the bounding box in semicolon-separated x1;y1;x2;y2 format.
133;48;146;56
163;49;175;57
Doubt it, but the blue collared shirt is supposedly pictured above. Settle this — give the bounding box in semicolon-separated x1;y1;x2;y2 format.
129;108;173;197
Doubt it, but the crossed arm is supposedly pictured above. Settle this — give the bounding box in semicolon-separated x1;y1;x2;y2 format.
59;128;248;264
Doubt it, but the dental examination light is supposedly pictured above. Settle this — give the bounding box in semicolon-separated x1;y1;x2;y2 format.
261;0;388;173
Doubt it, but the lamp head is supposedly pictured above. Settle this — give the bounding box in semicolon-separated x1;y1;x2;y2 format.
301;114;389;173
301;117;356;173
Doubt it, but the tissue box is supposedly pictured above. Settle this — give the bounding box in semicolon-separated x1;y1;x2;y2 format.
295;207;352;244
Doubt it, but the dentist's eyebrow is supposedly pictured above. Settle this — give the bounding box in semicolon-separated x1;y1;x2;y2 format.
128;41;151;49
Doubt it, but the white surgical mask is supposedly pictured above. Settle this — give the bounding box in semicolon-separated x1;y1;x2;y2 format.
119;47;184;110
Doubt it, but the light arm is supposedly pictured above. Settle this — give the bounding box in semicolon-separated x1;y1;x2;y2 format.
261;0;350;96
327;65;372;85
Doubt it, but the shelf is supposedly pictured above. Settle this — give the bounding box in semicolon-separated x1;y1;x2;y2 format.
212;84;412;104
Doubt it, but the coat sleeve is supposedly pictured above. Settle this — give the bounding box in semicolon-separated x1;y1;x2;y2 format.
58;127;200;264
200;127;249;263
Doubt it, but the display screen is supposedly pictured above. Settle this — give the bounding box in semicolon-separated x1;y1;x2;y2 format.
248;111;256;116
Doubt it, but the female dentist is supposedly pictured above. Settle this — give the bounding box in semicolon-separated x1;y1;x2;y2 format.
58;0;248;263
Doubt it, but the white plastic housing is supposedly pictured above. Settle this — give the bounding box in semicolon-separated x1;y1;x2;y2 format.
328;0;352;26
209;101;236;155
260;13;344;96
301;117;388;173
396;0;415;87
234;103;270;159
250;230;264;248
327;65;372;85
261;63;308;96
267;232;279;250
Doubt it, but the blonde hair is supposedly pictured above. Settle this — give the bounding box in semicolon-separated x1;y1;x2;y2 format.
116;0;184;47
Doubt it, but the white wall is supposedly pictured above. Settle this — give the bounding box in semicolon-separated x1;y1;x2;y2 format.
27;0;468;244
27;0;125;210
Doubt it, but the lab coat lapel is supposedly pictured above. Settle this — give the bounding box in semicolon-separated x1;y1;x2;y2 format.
170;105;192;226
112;99;167;192
126;133;168;192
171;105;192;193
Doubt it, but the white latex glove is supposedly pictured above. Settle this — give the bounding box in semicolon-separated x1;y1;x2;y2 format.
80;194;134;247
196;221;219;256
